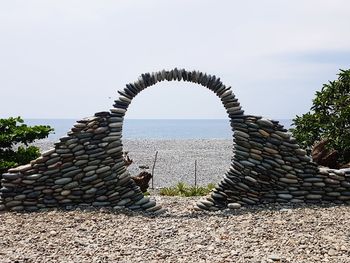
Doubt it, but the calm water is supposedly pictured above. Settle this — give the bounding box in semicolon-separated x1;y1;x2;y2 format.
25;119;293;140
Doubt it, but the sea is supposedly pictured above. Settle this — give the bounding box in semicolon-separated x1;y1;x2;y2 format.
25;119;293;141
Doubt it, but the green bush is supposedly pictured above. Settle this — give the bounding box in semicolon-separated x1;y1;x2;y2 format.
290;69;350;164
0;117;53;174
160;182;215;197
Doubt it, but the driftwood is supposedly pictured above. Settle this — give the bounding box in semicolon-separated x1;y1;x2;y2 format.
123;151;152;192
131;171;153;193
123;151;133;167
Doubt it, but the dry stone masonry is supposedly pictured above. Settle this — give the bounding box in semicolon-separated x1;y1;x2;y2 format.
1;68;350;212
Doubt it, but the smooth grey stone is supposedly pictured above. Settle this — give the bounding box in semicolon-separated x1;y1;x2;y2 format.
240;160;255;167
46;157;61;166
211;192;226;200
74;155;90;160
284;156;300;163
235;130;249;138
82;174;98;182
280;178;298;184
74;160;88;166
106;147;122;154
89;152;106;158
72;145;84;152
56;148;71;154
263;147;278;154
2;173;22;180
110;108;126;114
326;192;341;197
22;180;36;185
275;131;291;139
42;148;55;157
338;196;350;200
278;194;293;200
63;181;79;190
109;117;123;122
62;169;82;178
108;191;120;199
117;198;131;206
313;182;326;187
92;201;110;206
306;194;322;200
5;200;22;207
83;165;98;172
196;202;210;211
24;174;43;180
324;178;340;184
61;190;71;196
121;190;135;199
10;206;24;211
96;166;111;174
282;142;299;149
94;127;108;134
106;141;122;148
236;150;250;158
54;178;72;185
96;196;108;201
109;122;123;128
228;203;241;209
66;138;79;145
145;205;163;212
244;176;257;184
241;197;256;204
14;194;26;201
250;153;263;161
294;148;307;156
257;118;274;127
290;199;304;203
74;122;86;128
328;173;344;181
85;170;96;177
113;205;125;210
200;200;214;207
134;197;150;205
281;165;293;171
341;181;350;187
141;200;156;209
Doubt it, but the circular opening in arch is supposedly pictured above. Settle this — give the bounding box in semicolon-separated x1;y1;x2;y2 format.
121;81;233;191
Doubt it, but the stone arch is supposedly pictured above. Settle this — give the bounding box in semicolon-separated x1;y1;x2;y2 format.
1;68;350;212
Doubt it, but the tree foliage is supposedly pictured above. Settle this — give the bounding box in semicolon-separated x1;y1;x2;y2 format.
0;117;53;173
290;69;350;164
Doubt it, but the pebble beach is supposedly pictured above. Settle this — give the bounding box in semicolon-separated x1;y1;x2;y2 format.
32;138;234;188
1;139;350;262
1;197;350;262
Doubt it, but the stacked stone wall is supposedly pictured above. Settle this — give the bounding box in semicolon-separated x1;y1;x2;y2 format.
1;68;350;212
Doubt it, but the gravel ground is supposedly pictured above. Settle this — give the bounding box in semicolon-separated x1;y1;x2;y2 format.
33;139;233;187
0;196;350;263
5;139;348;262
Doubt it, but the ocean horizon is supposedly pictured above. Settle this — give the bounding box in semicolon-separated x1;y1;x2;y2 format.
24;118;293;140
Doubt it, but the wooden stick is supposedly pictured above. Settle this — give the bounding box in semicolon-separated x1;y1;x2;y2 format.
194;160;197;187
151;151;158;189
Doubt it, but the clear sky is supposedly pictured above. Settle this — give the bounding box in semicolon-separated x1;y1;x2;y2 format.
1;0;349;120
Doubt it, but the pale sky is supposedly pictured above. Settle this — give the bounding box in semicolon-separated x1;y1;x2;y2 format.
1;0;349;120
